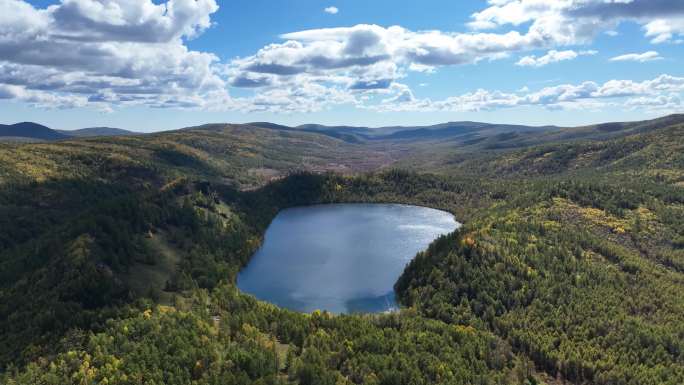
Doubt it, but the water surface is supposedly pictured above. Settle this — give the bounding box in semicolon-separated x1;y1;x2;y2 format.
237;204;459;313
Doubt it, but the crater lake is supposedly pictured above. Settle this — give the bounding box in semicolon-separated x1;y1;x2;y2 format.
237;204;459;313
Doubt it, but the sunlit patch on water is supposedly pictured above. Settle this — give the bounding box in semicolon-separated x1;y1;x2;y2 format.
238;204;460;314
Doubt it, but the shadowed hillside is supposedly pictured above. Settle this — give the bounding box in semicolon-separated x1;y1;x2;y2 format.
0;123;394;189
2;114;684;385
56;127;140;138
0;122;69;141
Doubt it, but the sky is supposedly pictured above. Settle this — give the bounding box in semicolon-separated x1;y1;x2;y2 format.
1;0;683;131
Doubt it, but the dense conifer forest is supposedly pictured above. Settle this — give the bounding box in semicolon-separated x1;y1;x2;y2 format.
1;115;684;384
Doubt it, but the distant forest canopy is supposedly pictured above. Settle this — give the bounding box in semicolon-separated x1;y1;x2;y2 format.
1;114;684;384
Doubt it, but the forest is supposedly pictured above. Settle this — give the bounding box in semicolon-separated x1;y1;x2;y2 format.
1;116;684;384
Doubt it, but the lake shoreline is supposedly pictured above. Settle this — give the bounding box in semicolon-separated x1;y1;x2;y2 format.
237;203;460;314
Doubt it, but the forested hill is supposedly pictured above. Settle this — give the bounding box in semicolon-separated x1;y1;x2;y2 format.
0;122;69;141
248;121;555;143
56;127;139;138
3;113;681;146
249;114;684;146
397;114;684;176
0;124;135;142
1;114;684;384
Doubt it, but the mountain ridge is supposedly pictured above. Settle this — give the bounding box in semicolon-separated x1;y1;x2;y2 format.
2;112;684;384
3;113;683;145
56;127;139;138
0;122;69;141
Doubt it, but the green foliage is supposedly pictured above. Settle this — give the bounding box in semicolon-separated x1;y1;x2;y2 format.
396;180;684;385
3;286;515;385
2;117;684;384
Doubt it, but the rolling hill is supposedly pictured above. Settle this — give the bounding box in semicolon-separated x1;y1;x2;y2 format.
249;120;556;143
2;113;684;385
7;114;680;147
0;122;69;141
393;114;684;173
0;123;139;142
57;127;139;138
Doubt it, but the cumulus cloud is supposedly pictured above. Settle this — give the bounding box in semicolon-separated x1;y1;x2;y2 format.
0;0;229;111
1;0;682;117
227;23;561;97
626;94;681;110
644;18;684;44
222;1;683;113
48;0;217;43
223;23;572;112
371;74;684;113
0;83;88;109
470;0;684;44
516;50;597;67
324;6;339;15
610;51;663;62
408;63;436;73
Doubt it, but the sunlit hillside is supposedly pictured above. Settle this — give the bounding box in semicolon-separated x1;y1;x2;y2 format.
1;114;684;384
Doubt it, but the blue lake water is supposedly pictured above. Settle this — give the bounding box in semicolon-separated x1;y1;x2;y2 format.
237;204;460;314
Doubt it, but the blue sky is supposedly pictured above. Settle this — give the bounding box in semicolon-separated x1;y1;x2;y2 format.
1;0;683;131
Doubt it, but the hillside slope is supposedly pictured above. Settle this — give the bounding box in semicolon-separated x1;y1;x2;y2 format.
2;114;684;384
0;122;69;141
57;127;140;138
0;123;393;188
399;114;684;177
446;116;684;181
250;120;555;144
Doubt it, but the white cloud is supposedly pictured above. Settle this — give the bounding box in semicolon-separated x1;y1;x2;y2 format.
470;0;684;44
1;0;682;117
324;6;339;15
610;51;663;62
0;84;88;109
221;0;684;113
224;23;568;111
371;74;684;113
625;94;681;110
409;63;436;73
643;17;684;44
0;0;229;111
516;50;596;67
227;23;564;97
48;0;218;42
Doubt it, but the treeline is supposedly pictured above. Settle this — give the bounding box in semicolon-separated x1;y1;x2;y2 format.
0;169;491;372
2;118;684;384
396;178;684;385
3;285;522;385
1;170;529;384
0;178;190;367
5;169;684;384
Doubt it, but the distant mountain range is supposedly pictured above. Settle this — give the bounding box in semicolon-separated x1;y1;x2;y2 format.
238;121;557;145
0;122;70;141
248;115;684;147
0;123;139;142
3;114;684;147
55;127;140;138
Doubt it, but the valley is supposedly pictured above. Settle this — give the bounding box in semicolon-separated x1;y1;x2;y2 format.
1;114;684;384
3;1;684;383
